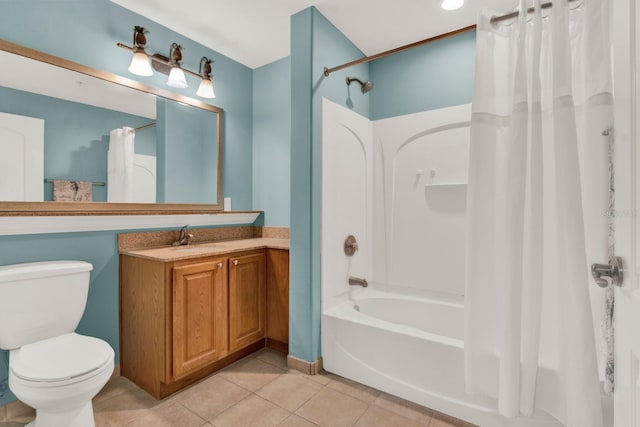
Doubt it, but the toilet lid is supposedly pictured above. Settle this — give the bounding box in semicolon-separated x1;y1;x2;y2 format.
11;333;113;382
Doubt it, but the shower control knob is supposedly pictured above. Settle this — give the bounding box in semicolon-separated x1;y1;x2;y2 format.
344;235;359;257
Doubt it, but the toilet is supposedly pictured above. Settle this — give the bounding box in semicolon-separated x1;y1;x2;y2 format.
0;261;114;427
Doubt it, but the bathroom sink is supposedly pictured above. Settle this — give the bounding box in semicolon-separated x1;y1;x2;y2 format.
169;242;230;251
170;245;211;251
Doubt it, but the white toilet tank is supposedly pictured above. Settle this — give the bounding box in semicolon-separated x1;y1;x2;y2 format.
0;260;93;350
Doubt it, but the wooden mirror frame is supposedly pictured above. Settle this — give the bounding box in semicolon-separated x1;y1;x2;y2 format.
0;39;224;216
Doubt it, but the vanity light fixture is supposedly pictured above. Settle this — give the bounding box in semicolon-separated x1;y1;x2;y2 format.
117;26;218;98
166;43;188;88
196;57;216;99
441;0;464;10
127;26;153;76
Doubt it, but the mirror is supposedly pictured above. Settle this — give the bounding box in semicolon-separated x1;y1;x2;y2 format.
0;39;223;214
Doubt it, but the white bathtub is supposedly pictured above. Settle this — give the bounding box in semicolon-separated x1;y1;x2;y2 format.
321;289;567;427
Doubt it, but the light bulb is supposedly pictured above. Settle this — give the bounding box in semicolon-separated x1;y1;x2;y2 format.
167;67;188;88
196;78;216;98
441;0;464;11
128;50;153;76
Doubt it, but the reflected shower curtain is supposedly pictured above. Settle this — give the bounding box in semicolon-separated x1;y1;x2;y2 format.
107;127;135;202
465;1;611;426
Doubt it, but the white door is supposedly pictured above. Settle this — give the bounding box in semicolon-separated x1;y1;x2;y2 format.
614;1;640;426
0;112;44;201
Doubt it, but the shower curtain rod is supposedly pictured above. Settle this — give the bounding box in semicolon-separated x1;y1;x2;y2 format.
323;0;580;77
130;122;156;133
491;0;581;24
323;25;475;77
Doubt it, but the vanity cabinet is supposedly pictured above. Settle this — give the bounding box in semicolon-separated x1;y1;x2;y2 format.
119;249;270;399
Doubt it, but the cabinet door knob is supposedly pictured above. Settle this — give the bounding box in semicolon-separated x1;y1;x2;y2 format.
217;262;223;269
233;259;238;265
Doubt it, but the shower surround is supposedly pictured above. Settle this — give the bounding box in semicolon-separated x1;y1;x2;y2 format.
320;99;567;426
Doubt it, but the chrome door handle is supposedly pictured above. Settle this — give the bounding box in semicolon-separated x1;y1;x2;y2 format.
591;256;623;288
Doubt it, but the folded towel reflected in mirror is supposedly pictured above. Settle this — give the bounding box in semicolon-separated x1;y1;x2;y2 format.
52;180;92;202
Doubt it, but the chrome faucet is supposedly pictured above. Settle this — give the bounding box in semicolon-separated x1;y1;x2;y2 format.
348;276;368;287
172;225;194;246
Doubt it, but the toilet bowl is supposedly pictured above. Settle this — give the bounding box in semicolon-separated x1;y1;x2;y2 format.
0;261;115;427
9;333;114;427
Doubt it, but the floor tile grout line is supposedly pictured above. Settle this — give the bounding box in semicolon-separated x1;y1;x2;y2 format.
172;400;210;426
206;387;286;424
253;353;289;370
349;402;371;427
323;377;441;425
254;374;325;414
323;378;382;406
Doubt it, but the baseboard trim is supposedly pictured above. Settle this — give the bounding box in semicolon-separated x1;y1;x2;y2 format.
287;355;323;375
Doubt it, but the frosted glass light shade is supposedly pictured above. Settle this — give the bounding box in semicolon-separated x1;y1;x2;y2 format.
196;78;216;98
441;0;464;10
128;51;153;76
167;67;188;88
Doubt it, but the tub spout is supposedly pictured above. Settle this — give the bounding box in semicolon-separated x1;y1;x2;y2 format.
348;276;368;287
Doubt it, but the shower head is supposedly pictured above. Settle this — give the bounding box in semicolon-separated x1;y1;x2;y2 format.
346;77;373;94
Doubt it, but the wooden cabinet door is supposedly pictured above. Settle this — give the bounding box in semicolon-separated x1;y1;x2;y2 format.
172;258;228;380
266;249;289;348
229;252;266;351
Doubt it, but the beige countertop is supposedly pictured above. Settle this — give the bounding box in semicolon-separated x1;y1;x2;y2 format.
119;237;289;262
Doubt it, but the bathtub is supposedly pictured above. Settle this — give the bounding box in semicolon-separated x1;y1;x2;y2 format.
321;289;567;427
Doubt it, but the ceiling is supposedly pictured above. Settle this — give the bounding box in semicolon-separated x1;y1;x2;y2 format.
110;0;518;70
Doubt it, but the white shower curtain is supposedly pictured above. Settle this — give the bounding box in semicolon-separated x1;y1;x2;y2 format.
465;1;611;426
107;127;135;202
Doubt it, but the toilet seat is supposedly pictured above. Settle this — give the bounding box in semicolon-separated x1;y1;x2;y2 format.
11;332;113;384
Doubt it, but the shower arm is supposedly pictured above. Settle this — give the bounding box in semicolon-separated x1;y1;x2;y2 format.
346;77;365;87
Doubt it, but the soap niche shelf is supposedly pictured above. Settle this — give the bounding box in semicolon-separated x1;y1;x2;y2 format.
424;183;467;188
417;169;467;189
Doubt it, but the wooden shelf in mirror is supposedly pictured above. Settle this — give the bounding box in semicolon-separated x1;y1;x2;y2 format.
0;39;225;215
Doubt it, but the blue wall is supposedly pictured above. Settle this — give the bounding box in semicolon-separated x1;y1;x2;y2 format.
289;7;370;362
370;30;476;120
157;99;218;203
253;57;291;227
0;0;255;405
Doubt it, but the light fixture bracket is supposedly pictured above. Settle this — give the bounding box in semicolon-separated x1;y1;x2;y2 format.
150;53;173;75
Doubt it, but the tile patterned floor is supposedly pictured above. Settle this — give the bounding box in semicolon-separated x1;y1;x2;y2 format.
0;349;477;427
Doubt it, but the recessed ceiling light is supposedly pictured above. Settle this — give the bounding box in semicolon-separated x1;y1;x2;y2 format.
441;0;464;11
